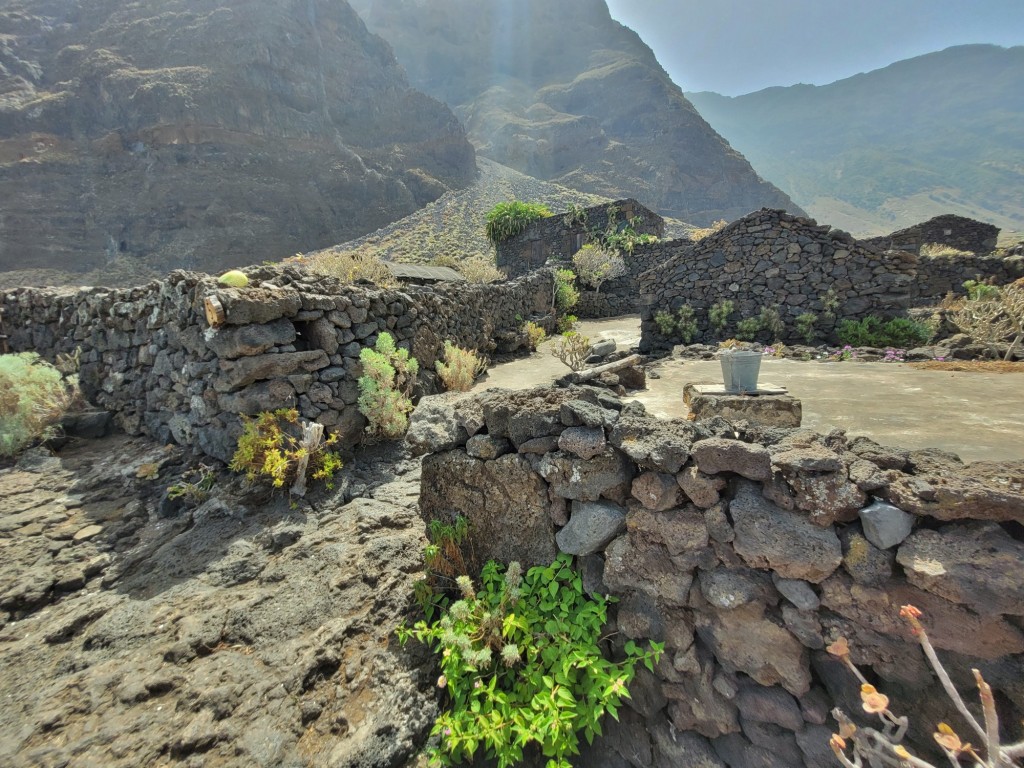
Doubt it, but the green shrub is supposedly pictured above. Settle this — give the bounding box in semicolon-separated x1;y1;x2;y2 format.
0;352;77;458
758;306;784;342
436;341;487;392
654;305;697;343
228;409;342;491
653;310;677;337
562;203;588;227
358;332;419;438
963;279;1000;301
398;554;663;768
709;300;735;335
837;316;934;348
556;313;578;335
881;317;935;347
523;321;547;351
795;312;818;344
735;316;762;342
485;201;552;245
553;268;580;313
594;207;657;254
572;244;627;295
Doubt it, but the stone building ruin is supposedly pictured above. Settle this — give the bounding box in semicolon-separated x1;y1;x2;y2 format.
495;198;665;279
862;213;1000;255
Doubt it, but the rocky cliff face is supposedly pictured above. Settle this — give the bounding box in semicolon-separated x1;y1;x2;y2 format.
0;0;476;275
349;0;801;226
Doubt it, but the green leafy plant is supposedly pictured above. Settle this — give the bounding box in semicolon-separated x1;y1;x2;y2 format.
0;352;78;458
709;299;735;335
758;305;785;342
572;244;627;295
553;269;580;313
556;314;578;335
358;332;419;439
229;409;342;492
397;554;663;768
654;305;697;343
485;202;552;245
436;341;488;392
653;310;677;337
603;221;657;254
523;321;547;351
837;317;933;348
795;312;818;344
166;464;216;505
551;331;592;372
562;203;588;227
593;207;657;254
963;279;1000;301
416;516;476;621
735;316;763;342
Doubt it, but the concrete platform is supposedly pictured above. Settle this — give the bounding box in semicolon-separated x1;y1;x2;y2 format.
473;316;1024;463
684;383;802;427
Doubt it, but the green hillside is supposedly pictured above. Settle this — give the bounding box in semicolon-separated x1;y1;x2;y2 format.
687;45;1024;238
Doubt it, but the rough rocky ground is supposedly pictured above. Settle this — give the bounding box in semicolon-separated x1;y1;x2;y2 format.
0;434;434;767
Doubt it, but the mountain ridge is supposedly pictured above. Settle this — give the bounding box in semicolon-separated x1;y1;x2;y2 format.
0;0;477;275
687;44;1024;238
350;0;803;226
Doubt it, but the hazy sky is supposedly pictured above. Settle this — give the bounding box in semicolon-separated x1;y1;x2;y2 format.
604;0;1024;95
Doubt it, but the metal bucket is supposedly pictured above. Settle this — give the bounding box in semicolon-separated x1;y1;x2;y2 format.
720;350;762;393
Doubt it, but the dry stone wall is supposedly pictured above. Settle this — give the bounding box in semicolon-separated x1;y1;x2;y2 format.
496;198;665;280
863;214;1000;255
411;386;1024;768
0;266;554;461
638;209;1022;350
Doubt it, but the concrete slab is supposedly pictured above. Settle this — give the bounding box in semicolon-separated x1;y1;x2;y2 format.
473;316;1024;464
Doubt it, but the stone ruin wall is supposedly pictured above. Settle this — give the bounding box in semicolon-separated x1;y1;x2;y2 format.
575;240;689;319
503;206;1020;326
496;198;665;281
862;214;1000;256
0;266;555;462
637;209;1023;349
411;386;1024;768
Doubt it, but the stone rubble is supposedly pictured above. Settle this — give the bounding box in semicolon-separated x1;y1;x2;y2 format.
417;386;1024;767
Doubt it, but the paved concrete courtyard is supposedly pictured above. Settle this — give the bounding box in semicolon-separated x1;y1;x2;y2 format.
474;316;1024;464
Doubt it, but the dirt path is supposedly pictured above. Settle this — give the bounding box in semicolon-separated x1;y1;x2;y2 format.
474;316;1024;464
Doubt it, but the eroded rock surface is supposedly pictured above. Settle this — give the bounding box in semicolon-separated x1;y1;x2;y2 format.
0;435;432;767
0;0;475;276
